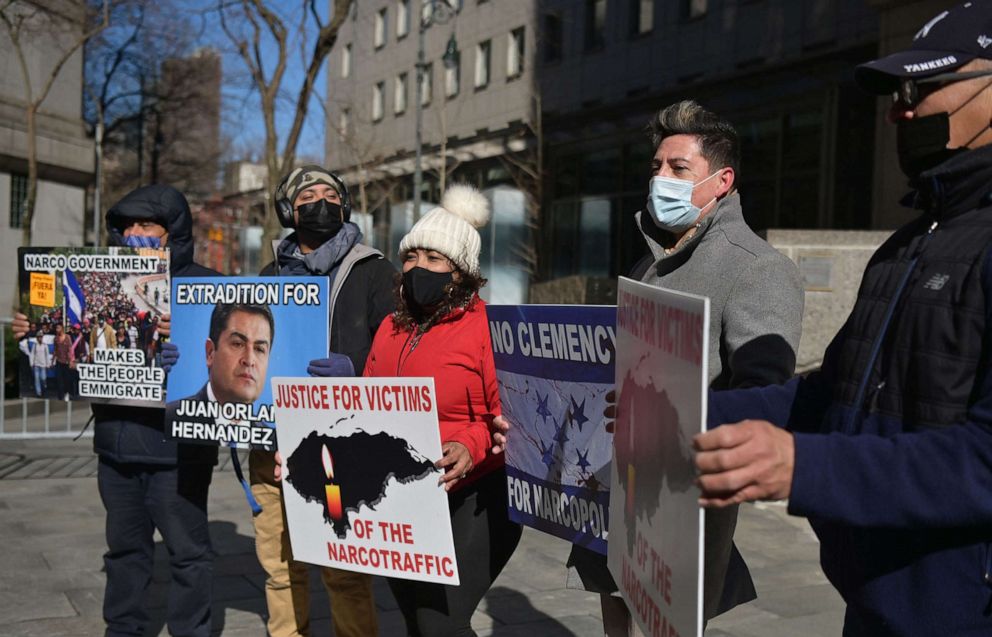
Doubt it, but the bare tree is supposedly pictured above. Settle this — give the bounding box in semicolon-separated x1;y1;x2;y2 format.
86;1;223;224
499;94;543;281
218;0;353;256
1;0;110;246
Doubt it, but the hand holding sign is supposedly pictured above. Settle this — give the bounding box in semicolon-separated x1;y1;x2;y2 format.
491;415;510;454
160;342;180;373
436;441;473;491
693;420;795;507
12;312;28;340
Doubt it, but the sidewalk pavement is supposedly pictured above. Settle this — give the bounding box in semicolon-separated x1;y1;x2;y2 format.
0;438;844;636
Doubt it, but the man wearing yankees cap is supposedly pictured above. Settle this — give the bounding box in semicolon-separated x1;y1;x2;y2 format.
692;2;992;634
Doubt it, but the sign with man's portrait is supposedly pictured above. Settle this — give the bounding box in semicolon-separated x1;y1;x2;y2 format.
164;277;329;450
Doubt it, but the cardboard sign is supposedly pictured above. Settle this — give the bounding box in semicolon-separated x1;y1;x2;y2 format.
608;277;708;637
17;247;170;404
165;277;329;450
274;376;459;585
488;304;615;554
29;272;56;307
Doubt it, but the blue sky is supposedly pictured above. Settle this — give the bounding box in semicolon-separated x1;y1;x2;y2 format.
187;0;333;163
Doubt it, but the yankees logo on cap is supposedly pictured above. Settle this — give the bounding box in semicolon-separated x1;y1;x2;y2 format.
855;1;992;94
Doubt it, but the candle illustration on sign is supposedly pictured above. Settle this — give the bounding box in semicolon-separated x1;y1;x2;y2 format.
322;443;343;520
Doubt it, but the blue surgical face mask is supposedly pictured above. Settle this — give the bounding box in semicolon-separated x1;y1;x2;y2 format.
123;234;162;249
646;170;721;233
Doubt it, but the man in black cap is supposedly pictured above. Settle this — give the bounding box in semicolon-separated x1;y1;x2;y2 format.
692;2;992;635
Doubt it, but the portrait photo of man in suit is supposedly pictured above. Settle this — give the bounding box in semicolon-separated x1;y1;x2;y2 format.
166;302;274;444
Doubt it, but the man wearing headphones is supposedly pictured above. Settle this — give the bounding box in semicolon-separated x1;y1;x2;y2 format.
250;165;396;637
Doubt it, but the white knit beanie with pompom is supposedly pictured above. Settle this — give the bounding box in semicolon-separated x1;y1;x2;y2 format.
398;183;491;275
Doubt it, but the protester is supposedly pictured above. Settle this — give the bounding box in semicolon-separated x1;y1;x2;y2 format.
547;100;802;635
362;183;522;636
89;314;117;351
13;184;220;637
19;332;53;398
694;3;992;635
249;165;395;637
52;323;73;400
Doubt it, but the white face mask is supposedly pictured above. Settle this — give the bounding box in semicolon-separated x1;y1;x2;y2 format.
646;170;721;233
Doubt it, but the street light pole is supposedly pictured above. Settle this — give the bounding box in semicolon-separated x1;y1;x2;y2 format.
414;21;426;222
413;1;457;222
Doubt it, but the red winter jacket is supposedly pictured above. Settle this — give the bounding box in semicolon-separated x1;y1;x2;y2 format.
363;296;503;490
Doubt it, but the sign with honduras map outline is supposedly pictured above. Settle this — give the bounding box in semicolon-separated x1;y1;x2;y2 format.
608;278;707;637
488;304;616;554
274;376;459;585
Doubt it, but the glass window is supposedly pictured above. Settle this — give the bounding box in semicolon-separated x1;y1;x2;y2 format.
630;0;653;35
396;0;410;38
10;173;27;229
374;8;387;49
585;0;606;51
421;62;433;106
445;57;460;97
578;198;612;275
394;72;408;114
342;43;351;78
582;147;622;195
372;81;385;121
474;40;491;88
339;108;350;136
543;12;563;63
683;0;707;20
507;27;525;78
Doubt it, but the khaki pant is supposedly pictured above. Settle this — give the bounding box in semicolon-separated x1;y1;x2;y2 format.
249;450;378;637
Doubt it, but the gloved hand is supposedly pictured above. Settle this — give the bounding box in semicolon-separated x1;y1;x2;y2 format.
307;353;355;377
160;341;180;373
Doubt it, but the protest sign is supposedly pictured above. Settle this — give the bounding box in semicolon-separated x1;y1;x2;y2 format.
608;277;708;637
273;376;459;585
17;247;170;404
165;277;328;450
488;304;615;554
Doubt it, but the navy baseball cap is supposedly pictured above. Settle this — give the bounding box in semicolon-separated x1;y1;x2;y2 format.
855;1;992;95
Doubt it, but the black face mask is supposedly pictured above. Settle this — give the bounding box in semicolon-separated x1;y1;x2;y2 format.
897;112;965;179
402;267;454;313
296;199;345;243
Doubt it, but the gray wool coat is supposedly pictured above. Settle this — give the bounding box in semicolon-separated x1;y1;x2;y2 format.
637;191;805;619
637;192;804;391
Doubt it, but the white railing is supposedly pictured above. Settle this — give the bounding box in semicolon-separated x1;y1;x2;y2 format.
1;318;93;439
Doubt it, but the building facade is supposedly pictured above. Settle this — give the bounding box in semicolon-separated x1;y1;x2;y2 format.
325;0;538;302
0;0;95;312
327;0;955;297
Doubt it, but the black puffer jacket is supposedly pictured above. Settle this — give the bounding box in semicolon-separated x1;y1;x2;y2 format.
92;185;219;465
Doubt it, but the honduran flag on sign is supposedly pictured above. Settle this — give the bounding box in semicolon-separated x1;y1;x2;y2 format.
63;269;85;325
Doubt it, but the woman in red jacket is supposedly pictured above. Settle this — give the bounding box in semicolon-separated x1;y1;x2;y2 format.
364;184;522;636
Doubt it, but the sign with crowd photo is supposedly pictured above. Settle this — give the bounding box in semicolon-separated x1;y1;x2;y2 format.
274;377;459;585
164;277;328;450
488;304;615;555
607;278;708;637
17;247;170;405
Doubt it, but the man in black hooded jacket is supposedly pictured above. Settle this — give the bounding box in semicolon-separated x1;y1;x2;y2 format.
15;185;220;637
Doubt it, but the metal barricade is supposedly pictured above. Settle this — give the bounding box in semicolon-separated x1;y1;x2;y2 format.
1;317;92;440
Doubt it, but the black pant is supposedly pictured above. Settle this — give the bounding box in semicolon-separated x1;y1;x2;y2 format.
97;458;213;637
388;468;523;637
55;362;71;398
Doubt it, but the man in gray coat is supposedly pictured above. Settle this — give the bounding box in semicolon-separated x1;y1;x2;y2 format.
568;100;805;635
